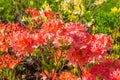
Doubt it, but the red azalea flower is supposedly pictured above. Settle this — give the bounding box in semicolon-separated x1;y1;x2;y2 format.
44;10;54;19
0;54;22;69
67;32;112;66
9;31;33;56
0;34;8;52
25;7;42;24
41;19;64;34
40;69;57;80
31;30;45;47
111;69;120;80
65;23;86;35
25;7;40;17
89;58;120;80
59;71;78;80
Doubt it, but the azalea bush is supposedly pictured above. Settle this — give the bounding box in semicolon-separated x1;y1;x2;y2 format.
0;8;120;80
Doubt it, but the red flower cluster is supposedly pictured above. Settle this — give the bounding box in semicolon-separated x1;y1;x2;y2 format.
0;54;22;69
25;7;42;24
9;31;33;56
88;58;120;80
41;19;67;46
66;23;112;66
59;71;78;80
25;8;54;24
40;69;57;80
25;7;40;17
44;10;54;19
0;18;112;69
0;34;8;52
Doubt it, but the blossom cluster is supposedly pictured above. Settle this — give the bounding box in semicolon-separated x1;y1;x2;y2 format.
66;23;111;66
83;58;120;80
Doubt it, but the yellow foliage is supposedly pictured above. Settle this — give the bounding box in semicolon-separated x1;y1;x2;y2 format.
113;44;119;51
42;1;51;11
94;0;107;5
111;7;118;13
61;1;69;10
74;0;85;15
74;0;82;5
111;7;120;13
30;1;34;6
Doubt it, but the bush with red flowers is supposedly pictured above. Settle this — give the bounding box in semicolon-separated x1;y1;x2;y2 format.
0;8;120;80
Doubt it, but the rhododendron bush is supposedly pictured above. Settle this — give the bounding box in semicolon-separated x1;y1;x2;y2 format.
0;8;120;80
